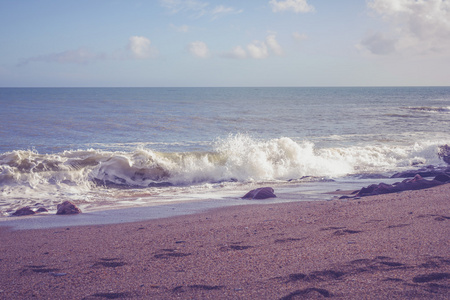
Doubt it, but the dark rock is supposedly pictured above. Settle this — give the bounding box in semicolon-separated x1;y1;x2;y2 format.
36;207;48;213
434;174;450;183
390;165;450;179
358;184;378;195
12;207;36;216
148;182;173;187
391;170;444;178
356;174;445;197
438;145;450;164
242;187;276;200
56;201;81;215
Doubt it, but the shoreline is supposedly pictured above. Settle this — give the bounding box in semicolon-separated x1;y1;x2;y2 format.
1;184;449;299
0;177;404;230
0;197;279;231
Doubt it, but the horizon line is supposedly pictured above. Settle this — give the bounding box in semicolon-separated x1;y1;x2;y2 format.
1;85;450;89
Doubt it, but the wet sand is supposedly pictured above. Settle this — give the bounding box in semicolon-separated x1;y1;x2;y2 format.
0;184;449;299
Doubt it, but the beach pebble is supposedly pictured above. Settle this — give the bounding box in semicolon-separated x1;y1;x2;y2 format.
56;201;82;215
242;187;276;200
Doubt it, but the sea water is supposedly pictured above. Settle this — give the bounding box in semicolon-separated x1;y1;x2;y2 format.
1;87;449;216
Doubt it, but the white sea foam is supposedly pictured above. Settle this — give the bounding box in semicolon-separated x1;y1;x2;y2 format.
1;134;447;214
406;106;450;113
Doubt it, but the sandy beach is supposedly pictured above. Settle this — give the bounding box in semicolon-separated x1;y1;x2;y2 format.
0;184;449;299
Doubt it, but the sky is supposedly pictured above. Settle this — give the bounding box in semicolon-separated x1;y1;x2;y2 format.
1;0;449;87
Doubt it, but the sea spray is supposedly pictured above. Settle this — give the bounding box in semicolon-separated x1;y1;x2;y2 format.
215;135;353;181
0;134;448;214
1;135;447;188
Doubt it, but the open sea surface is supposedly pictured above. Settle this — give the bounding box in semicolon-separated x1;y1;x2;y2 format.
1;87;450;218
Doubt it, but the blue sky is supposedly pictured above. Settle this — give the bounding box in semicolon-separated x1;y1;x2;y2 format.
1;0;449;87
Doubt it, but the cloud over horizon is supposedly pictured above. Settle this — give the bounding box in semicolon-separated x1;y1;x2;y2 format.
222;34;284;59
128;36;157;59
269;0;315;13
160;0;242;19
360;0;450;55
18;36;157;66
188;41;210;58
3;1;449;87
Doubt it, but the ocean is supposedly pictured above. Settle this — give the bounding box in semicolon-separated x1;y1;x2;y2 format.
1;87;450;217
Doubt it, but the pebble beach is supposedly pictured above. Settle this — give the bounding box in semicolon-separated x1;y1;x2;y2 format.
0;184;449;299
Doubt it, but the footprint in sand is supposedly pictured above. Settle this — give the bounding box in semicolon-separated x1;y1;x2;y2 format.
412;273;450;283
333;229;362;236
92;258;126;268
173;285;224;292
153;249;191;259
279;287;332;299
21;265;61;274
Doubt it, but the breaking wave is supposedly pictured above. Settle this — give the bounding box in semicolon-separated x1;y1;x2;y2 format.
1;135;446;193
406;106;450;113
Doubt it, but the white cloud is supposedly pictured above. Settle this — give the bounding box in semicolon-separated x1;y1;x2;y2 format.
266;34;283;56
362;0;450;55
160;0;242;19
247;41;269;59
160;0;208;15
292;32;308;41
18;37;157;66
221;46;247;59
128;36;155;59
269;0;315;13
18;48;106;66
188;41;210;58
210;5;243;19
359;32;397;55
223;34;284;59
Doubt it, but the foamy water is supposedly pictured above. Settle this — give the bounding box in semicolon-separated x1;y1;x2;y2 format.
1;87;449;216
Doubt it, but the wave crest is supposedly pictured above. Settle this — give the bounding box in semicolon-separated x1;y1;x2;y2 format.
0;135;447;203
406;106;450;113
